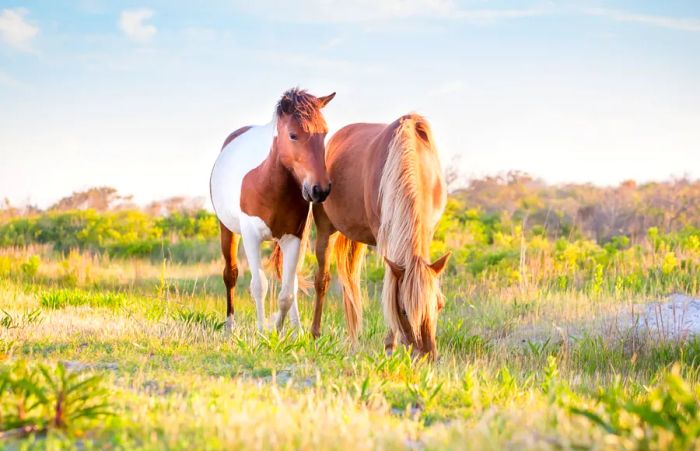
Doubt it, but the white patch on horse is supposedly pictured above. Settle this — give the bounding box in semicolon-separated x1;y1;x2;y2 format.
210;119;276;234
239;214;271;332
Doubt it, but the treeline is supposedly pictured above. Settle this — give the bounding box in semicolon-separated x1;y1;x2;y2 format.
1;176;700;285
452;172;700;243
0;209;219;262
0;187;219;262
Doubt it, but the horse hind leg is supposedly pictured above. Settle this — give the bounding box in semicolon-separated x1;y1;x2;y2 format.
334;235;367;342
220;223;240;331
274;234;302;333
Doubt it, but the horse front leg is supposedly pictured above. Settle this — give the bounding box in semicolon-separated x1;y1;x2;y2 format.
312;204;336;338
384;329;397;356
275;234;302;333
241;220;268;333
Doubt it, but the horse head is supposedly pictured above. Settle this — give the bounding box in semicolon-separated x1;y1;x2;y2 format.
275;88;335;203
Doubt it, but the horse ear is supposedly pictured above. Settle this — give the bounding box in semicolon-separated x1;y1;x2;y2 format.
415;121;430;142
428;252;451;275
317;92;336;108
279;96;294;115
384;257;405;279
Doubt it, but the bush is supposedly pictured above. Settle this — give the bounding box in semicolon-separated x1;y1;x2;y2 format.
20;256;40;279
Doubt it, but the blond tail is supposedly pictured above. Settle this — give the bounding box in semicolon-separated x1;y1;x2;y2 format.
333;235;366;342
266;205;313;294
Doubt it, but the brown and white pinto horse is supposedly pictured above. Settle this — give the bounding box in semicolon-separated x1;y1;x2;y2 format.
210;88;335;333
312;114;449;358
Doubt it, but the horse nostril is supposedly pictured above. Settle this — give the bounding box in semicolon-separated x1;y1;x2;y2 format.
312;185;321;198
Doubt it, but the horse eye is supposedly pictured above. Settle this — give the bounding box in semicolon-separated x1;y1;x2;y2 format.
289;132;298;141
401;308;407;316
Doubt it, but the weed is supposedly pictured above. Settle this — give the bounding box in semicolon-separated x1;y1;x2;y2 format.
0;360;112;437
0;309;41;330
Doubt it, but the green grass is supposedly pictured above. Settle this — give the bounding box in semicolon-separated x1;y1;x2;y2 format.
40;289;127;310
1;249;700;449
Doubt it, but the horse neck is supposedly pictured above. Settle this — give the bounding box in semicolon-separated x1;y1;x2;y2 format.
376;123;432;263
258;139;295;194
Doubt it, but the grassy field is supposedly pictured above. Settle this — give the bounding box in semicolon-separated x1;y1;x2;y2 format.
1;244;700;450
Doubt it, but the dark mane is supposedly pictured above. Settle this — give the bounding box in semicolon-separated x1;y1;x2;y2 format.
276;88;328;134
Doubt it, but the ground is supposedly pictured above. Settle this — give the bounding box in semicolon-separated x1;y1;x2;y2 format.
1;249;700;449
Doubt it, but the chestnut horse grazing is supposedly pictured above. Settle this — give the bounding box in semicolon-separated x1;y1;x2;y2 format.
312;114;450;358
210;88;335;333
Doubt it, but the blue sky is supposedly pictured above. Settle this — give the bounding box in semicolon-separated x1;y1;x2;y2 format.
1;1;699;207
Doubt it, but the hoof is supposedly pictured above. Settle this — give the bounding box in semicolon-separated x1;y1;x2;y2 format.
269;312;282;331
289;324;303;339
225;316;235;333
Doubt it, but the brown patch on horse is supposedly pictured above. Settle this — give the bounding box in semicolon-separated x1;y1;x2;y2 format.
221;126;253;150
240;144;310;239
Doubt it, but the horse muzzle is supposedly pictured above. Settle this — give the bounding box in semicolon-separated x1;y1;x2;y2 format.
303;182;331;203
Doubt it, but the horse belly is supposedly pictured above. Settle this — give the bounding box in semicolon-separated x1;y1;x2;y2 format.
210;123;274;234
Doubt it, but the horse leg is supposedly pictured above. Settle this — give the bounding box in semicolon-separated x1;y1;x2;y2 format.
220;223;240;331
335;236;367;342
240;221;268;333
384;329;397;355
312;204;337;338
274;234;302;333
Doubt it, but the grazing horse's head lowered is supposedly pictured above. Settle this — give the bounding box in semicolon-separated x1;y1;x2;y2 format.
275;89;335;203
384;253;450;359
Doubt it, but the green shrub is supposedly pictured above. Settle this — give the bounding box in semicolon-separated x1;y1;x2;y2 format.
20;255;40;279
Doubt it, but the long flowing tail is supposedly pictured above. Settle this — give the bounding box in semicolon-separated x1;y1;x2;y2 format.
333;234;366;342
266;205;313;294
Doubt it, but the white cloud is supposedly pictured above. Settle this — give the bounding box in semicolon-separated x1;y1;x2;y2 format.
0;8;39;52
238;0;456;22
455;8;545;21
119;8;156;42
586;8;700;32
234;0;541;23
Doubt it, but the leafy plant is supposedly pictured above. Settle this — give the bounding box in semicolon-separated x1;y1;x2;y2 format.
0;360;112;437
571;364;700;449
406;368;443;411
